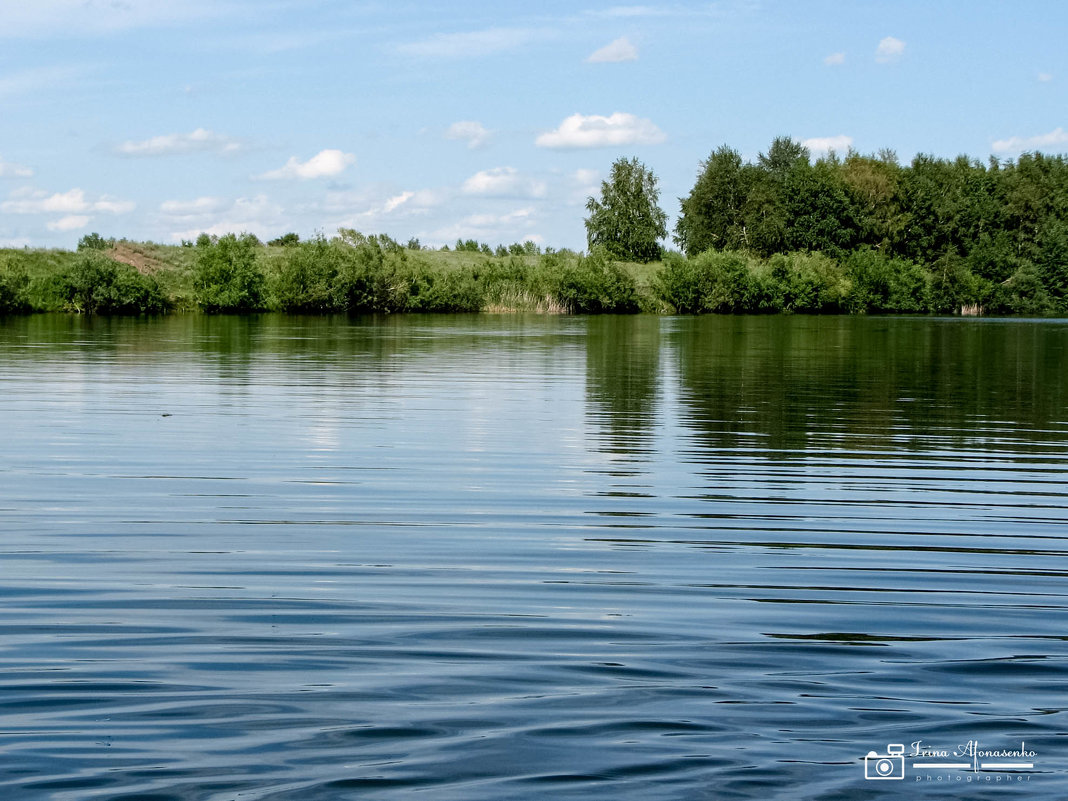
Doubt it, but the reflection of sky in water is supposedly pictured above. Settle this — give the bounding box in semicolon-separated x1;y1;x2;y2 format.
0;314;1066;800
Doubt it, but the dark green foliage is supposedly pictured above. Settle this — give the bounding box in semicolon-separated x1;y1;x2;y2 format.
268;232;300;247
193;233;267;312
330;239;405;313
401;264;483;312
844;249;929;313
48;253;168;314
0;268;32;314
766;252;851;313
271;235;344;312
540;248;639;314
653;250;759;313
674;138;1068;314
77;232;112;252
585;157;668;262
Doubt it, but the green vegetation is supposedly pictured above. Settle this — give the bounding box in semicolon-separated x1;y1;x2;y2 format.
585;157;668;262
1;139;1067;317
675;138;1068;314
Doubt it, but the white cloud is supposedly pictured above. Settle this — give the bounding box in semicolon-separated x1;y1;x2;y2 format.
0;157;33;178
1039;72;1054;82
159;196;226;216
0;236;31;248
445;121;491;149
257;149;356;180
116;128;245;157
429;207;536;243
587;36;638;63
875;36;905;63
396;27;540;59
1;187;134;215
573;168;600;186
992;127;1068;154
383;191;415;213
824;52;845;66
462;167;547;198
536;112;666;149
802;135;853;156
47;215;90;232
167;194;286;242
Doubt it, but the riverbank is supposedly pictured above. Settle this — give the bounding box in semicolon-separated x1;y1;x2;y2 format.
0;234;1061;316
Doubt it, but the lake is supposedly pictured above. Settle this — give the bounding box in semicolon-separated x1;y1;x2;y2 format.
1;313;1066;800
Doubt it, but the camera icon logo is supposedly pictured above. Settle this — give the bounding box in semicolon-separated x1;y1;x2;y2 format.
864;744;906;780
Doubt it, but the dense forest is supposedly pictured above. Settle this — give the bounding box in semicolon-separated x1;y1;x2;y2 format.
668;138;1068;314
1;138;1066;316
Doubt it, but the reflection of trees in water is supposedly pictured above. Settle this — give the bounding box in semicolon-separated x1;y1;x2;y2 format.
671;316;1068;456
584;316;661;455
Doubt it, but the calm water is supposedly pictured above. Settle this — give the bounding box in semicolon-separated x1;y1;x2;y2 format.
1;313;1066;800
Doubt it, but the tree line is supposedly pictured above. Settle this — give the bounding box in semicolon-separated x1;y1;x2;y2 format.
585;140;1068;314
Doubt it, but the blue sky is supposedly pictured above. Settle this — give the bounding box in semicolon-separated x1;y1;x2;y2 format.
2;0;1066;250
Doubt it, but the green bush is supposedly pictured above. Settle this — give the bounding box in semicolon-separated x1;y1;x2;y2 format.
271;235;343;312
0;268;33;314
331;239;406;313
845;248;929;313
47;253;168;314
653;249;758;313
766;252;851;313
401;264;483;312
77;232;112;252
540;248;639;314
193;233;266;312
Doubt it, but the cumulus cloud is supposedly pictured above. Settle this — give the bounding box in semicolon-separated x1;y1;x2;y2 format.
429;207;536;243
587;36;638;63
802;135;853;156
257;149;356;180
383;191;415;213
462;167;547;198
115;128;245;157
875;36;905;63
445;121;491;149
824;52;845;66
992;127;1068;154
158;197;227;218
0;157;33;178
1;187;134;215
536;112;666;149
396;27;540;59
46;215;90;232
166;194;286;242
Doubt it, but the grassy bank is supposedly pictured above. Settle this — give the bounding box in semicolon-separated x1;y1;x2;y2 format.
0;232;1060;316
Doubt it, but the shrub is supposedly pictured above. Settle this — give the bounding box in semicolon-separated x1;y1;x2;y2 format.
540;248;639;314
845;248;929;313
0;267;32;314
331;239;406;313
766;252;851;313
401;264;482;312
48;253;168;314
193;233;267;312
77;232;112;252
271;235;342;312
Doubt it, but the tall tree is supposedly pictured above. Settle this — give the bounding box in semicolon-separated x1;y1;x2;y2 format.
585;157;668;262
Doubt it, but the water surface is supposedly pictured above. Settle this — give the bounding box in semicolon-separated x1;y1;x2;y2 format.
1;313;1066;799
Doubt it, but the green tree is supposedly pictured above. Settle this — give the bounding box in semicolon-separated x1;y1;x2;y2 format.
193;233;266;312
585;157;668;262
